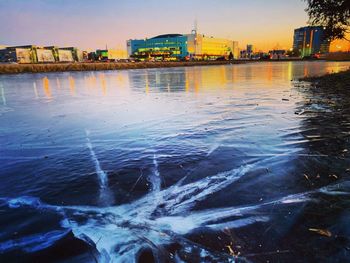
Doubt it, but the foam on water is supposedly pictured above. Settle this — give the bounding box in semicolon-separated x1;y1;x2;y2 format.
0;230;70;253
148;154;161;192
86;129;108;189
1;86;6;106
33;82;39;99
85;129;114;206
3;146;345;262
2;168;346;261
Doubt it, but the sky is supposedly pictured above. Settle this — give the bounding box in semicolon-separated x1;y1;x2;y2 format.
0;0;310;51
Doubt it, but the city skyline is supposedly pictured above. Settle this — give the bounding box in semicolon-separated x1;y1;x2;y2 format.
0;0;310;51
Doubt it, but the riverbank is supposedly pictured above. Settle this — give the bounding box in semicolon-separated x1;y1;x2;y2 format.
301;68;350;95
0;60;246;74
299;68;350;114
1;59;347;75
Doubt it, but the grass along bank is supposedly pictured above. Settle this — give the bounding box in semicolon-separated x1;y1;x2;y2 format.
0;60;245;74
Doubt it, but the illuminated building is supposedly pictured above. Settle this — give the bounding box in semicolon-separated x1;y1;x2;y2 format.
127;32;238;60
45;46;74;62
232;41;239;59
60;47;84;62
246;44;254;58
95;49;128;61
127;34;188;60
36;47;55;63
268;50;287;60
0;45;38;63
95;50;109;60
0;45;84;63
293;26;330;57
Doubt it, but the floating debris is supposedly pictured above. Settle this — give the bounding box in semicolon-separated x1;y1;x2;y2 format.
329;174;338;179
308;228;332;238
226;245;240;257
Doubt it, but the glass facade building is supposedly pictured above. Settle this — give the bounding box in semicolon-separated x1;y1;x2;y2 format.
127;34;188;60
127;33;238;60
293;26;330;57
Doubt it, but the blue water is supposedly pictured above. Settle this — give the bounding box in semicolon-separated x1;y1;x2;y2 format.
0;61;349;262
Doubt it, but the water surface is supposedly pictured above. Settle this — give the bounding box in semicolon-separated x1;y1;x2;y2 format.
0;61;350;262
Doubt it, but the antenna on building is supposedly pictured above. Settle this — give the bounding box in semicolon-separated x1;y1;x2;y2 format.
191;19;198;35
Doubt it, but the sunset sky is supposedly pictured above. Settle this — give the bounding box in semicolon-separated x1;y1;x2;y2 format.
0;0;311;51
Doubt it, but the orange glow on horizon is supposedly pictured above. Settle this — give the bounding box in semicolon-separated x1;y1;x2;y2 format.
330;35;350;52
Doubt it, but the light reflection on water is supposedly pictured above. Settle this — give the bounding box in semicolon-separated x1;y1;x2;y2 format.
0;61;349;262
4;61;348;101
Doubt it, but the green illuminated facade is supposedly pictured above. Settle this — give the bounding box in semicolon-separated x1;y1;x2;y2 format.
127;33;238;60
127;34;188;60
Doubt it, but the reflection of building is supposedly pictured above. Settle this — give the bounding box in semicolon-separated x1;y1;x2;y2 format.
293;26;330;57
128;64;235;94
127;32;239;60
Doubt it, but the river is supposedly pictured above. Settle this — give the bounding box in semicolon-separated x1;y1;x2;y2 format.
0;61;349;262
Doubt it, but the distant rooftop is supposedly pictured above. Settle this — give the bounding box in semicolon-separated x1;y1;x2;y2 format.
151;34;183;39
295;26;324;30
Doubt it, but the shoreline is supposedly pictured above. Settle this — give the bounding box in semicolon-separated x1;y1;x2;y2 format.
299;68;350;109
0;61;245;75
301;68;350;88
0;59;348;75
0;59;306;75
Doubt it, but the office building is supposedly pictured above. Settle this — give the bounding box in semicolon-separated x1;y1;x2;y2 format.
0;45;55;63
60;47;84;62
44;46;74;62
95;49;127;61
246;44;254;58
127;32;238;60
0;45;84;63
293;26;330;57
269;50;287;59
0;45;37;63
